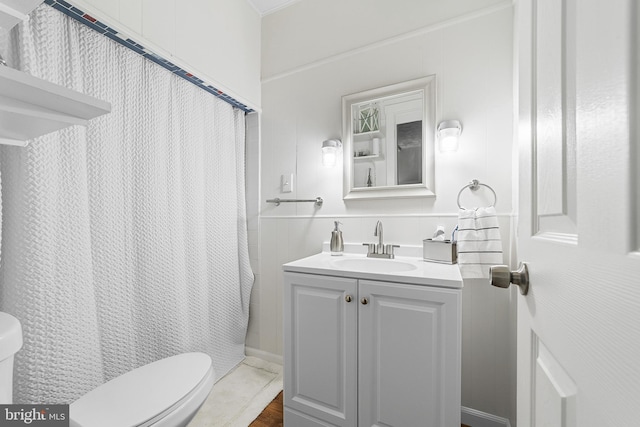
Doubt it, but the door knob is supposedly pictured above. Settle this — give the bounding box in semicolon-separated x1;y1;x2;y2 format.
490;263;529;295
345;294;353;303
361;297;369;305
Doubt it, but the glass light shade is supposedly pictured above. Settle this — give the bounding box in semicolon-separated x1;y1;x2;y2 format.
322;147;337;167
437;120;462;152
322;139;342;168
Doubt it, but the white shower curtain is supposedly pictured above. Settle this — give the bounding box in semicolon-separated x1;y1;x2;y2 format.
0;5;253;404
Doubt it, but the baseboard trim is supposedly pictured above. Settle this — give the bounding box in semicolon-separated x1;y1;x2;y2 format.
245;346;283;365
461;407;512;427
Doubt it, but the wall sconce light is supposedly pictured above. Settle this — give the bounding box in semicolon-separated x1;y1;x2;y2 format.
322;139;342;167
437;120;462;152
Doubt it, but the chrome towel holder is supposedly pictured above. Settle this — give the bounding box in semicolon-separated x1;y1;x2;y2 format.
457;179;497;209
266;197;323;207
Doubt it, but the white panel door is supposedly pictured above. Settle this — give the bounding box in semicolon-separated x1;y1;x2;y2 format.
283;272;358;427
357;280;461;427
516;0;640;426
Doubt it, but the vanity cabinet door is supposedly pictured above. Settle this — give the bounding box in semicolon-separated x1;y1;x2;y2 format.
357;280;461;427
284;272;358;427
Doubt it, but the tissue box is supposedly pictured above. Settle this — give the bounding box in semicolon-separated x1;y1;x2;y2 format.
423;239;457;264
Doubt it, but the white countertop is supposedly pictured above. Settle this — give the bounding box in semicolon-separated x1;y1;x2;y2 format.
283;251;463;289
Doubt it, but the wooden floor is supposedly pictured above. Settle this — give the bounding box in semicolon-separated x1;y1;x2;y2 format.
249;391;283;427
249;392;471;427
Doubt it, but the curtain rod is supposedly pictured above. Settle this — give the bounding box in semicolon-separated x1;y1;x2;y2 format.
44;0;254;113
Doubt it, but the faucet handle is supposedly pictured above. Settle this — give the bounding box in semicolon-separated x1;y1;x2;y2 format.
384;244;400;257
362;243;375;254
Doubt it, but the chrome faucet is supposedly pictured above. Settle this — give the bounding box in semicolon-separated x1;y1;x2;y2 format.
374;220;384;254
363;220;399;259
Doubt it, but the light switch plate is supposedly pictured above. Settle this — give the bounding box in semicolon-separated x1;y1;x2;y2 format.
282;173;294;193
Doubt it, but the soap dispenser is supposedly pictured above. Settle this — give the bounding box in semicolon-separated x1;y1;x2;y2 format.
330;221;344;256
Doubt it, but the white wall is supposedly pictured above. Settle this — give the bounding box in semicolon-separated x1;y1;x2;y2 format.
262;0;510;78
255;0;516;422
70;0;262;110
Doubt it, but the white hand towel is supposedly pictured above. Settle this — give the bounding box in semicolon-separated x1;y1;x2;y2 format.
457;206;503;279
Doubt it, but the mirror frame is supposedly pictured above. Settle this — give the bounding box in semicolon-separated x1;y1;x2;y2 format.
342;75;436;200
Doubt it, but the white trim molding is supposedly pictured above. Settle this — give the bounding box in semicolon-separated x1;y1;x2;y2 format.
245;346;283;365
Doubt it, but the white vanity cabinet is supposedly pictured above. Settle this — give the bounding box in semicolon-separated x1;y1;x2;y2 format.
284;273;358;426
283;265;461;427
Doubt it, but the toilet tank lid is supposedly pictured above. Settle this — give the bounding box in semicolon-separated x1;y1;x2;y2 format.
0;312;23;361
71;352;214;427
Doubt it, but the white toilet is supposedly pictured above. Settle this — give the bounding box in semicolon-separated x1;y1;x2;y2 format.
0;312;215;427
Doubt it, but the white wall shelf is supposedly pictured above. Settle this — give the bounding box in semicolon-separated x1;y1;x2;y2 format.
0;0;43;30
353;154;380;160
0;65;111;146
353;129;382;139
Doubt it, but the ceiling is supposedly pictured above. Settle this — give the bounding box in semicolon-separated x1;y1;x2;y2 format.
248;0;301;15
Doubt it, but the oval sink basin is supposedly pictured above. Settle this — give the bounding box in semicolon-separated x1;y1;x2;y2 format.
331;257;417;273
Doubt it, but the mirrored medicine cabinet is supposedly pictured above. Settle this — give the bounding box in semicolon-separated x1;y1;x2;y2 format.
341;76;436;200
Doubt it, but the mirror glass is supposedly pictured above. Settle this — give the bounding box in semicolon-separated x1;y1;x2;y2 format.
342;76;435;200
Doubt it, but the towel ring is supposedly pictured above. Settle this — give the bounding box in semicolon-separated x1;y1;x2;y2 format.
457;179;497;209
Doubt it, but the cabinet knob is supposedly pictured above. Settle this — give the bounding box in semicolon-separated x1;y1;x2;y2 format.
360;297;369;305
345;294;353;303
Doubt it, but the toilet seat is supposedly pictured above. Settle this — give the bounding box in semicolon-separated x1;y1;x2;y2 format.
70;352;214;427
